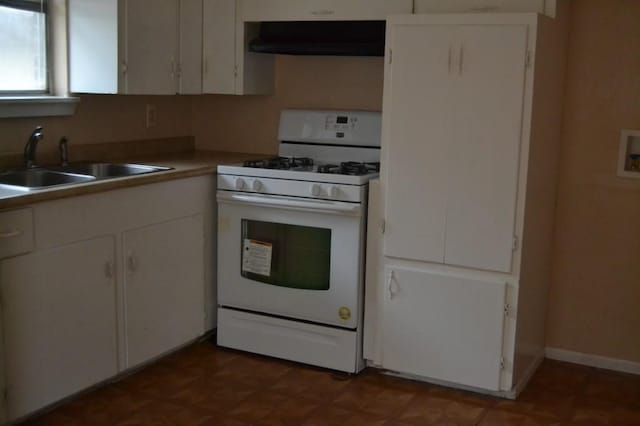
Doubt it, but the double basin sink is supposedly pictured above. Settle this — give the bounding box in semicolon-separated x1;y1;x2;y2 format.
0;163;172;191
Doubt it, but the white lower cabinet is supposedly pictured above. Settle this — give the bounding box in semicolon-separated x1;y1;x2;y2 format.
382;266;507;391
1;237;118;420
0;176;214;421
124;216;205;368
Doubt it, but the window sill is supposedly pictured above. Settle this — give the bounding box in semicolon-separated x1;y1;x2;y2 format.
0;96;80;118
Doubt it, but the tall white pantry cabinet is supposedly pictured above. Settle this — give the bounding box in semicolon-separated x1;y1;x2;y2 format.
364;12;568;396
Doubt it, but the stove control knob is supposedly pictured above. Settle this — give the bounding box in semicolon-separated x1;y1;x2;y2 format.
235;178;246;190
329;185;340;198
310;184;321;197
252;179;262;192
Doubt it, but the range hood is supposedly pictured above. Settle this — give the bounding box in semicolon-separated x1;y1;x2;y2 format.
249;21;386;57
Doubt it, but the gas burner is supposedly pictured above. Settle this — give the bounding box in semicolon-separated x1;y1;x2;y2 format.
318;162;380;176
243;157;314;170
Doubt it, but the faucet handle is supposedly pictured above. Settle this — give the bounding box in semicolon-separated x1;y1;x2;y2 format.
59;137;69;167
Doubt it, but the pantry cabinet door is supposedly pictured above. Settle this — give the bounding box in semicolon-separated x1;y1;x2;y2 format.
124;0;178;94
382;24;456;263
1;237;117;420
382;266;507;391
123;215;205;368
444;25;528;273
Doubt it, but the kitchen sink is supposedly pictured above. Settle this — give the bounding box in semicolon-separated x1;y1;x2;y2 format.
0;169;96;189
51;162;172;178
0;163;172;192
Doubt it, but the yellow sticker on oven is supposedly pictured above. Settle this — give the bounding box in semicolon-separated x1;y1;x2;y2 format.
338;307;351;321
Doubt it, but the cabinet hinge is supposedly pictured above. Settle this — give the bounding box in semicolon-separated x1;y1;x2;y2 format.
121;61;128;75
504;303;511;317
525;51;532;69
233;65;239;77
512;236;519;251
388;49;392;65
500;357;505;370
381;219;386;234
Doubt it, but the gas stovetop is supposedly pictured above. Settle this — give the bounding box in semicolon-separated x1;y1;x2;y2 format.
243;157;380;176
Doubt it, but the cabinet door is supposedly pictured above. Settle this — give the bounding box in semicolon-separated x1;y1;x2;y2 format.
382;266;506;391
241;0;413;21
203;0;236;94
444;25;527;273
123;215;205;368
179;0;203;94
383;24;456;263
1;237;117;420
124;0;178;94
415;0;547;14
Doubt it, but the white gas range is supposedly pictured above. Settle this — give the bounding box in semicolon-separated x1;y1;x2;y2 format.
216;109;381;373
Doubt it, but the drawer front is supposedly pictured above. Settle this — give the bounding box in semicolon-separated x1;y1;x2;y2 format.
415;0;547;14
0;208;34;259
241;0;413;22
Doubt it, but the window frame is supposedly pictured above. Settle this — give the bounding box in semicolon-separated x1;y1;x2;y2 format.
0;0;78;117
0;0;51;96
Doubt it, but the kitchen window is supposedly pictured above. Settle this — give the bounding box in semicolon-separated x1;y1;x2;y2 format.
0;0;48;94
0;0;78;117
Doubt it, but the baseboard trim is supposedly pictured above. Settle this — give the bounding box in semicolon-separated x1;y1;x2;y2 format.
545;347;640;375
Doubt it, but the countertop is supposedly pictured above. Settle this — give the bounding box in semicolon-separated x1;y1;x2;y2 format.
0;150;270;210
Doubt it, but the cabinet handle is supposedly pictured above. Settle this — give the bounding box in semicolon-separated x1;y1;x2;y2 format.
387;270;399;300
459;45;464;75
127;254;138;273
311;9;334;16
104;260;114;279
0;229;22;239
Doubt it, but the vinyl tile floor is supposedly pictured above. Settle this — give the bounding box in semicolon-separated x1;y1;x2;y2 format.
23;340;640;425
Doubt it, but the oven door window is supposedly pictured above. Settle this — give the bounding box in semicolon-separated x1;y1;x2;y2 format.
241;219;331;291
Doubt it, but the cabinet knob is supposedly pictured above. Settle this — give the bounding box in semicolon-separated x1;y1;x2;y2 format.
329;185;339;198
104;260;114;279
127;254;138;273
252;179;263;192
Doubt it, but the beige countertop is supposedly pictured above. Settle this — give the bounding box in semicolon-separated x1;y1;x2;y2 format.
0;150;270;210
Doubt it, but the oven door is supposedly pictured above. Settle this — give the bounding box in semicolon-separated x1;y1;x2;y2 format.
217;191;364;329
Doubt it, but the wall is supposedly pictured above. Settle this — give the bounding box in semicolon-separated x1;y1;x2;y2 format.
191;55;385;154
546;0;640;363
0;95;191;159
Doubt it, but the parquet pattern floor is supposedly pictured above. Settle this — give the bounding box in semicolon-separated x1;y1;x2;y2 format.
23;341;640;425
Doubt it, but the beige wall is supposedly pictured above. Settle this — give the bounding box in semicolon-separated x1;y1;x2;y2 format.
0;95;191;159
546;0;640;363
191;55;384;154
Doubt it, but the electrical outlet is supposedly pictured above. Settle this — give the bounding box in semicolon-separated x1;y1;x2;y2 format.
146;104;157;128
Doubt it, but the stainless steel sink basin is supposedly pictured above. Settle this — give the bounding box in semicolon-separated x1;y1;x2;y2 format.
0;169;96;189
51;163;172;178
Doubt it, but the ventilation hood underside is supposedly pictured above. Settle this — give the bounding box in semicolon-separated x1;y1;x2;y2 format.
249;21;386;57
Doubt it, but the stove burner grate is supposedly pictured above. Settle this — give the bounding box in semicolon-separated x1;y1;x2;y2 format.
317;162;380;176
243;157;314;170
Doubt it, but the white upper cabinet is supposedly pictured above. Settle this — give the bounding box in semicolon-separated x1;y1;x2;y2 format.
240;0;413;22
203;0;237;94
382;16;528;273
415;0;556;17
124;0;180;94
68;0;203;94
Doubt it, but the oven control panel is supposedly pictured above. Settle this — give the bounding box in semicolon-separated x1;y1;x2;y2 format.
217;174;367;203
278;109;381;147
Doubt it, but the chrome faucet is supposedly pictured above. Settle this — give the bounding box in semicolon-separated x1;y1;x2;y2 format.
24;126;44;168
59;137;69;167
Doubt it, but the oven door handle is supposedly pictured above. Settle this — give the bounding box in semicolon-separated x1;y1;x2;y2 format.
217;192;362;216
